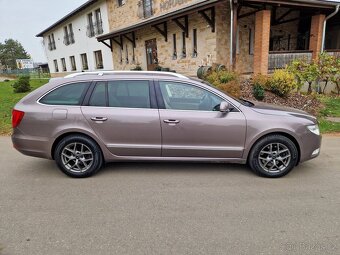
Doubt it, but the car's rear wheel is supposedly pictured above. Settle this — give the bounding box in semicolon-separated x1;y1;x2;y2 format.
54;135;103;178
248;134;299;178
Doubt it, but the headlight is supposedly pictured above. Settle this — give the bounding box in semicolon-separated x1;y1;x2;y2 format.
307;124;320;135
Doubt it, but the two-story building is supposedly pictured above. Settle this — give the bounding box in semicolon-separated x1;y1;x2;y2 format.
37;0;114;77
38;0;339;77
97;0;339;75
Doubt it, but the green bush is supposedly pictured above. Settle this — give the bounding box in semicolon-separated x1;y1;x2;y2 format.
268;69;297;97
12;76;31;93
205;70;238;86
203;70;240;98
253;84;265;100
131;64;142;71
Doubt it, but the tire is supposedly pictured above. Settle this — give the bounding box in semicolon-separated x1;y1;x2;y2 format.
54;135;103;178
248;134;299;178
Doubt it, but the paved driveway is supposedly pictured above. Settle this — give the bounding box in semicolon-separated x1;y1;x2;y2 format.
0;136;339;255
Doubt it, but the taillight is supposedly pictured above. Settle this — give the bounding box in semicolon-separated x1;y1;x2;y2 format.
12;109;25;128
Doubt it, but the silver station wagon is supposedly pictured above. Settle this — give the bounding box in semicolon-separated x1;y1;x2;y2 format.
12;71;321;178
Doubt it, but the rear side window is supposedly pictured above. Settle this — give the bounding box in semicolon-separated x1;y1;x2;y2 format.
40;82;90;105
108;80;151;108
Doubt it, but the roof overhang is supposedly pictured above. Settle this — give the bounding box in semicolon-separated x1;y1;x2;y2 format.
97;0;222;42
36;0;98;37
243;0;340;9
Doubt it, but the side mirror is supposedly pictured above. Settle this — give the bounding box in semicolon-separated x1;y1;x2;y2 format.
219;101;231;113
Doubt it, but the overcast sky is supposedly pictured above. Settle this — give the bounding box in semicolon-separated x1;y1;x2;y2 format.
0;0;86;62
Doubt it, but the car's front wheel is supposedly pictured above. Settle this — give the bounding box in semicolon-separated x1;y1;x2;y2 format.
248;134;299;178
54;135;103;178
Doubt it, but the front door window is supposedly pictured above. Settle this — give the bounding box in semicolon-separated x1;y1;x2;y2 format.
159;81;223;111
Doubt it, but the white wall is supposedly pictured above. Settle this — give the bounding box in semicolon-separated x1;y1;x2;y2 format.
42;0;113;75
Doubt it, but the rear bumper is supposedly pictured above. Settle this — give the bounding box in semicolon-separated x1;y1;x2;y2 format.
12;130;52;160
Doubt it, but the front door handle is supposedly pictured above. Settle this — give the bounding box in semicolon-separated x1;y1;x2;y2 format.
164;119;180;124
91;117;108;122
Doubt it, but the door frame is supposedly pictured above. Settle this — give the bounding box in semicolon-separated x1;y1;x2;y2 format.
145;38;158;71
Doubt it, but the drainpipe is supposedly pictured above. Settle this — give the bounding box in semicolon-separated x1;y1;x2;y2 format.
230;0;233;68
321;5;339;53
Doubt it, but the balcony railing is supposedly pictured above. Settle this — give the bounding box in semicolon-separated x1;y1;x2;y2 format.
325;50;340;58
268;50;313;70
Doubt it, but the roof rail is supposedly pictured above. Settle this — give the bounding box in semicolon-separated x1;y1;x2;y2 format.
64;71;189;79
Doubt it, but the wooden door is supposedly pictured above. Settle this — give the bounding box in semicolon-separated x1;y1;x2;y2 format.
145;39;158;71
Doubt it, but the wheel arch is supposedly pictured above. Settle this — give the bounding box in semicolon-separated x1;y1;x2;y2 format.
246;132;301;165
51;131;104;160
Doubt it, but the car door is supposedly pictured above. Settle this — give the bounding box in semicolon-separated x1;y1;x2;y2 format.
81;80;161;157
157;80;247;158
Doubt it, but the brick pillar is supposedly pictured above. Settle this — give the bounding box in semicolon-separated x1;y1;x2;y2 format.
253;10;271;75
309;14;326;60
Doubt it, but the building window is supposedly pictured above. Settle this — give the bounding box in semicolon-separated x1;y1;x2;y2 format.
172;34;177;59
80;53;89;70
143;0;153;18
94;9;103;35
125;44;129;64
48;34;56;51
192;29;197;58
61;58;67;71
69;24;75;44
70;56;76;71
63;26;70;45
117;0;126;7
87;13;95;37
94;50;103;69
181;32;186;58
64;24;75;45
249;27;254;55
54;59;59;72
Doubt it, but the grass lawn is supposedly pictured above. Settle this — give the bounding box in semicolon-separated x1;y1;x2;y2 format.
0;79;48;135
319;96;340;117
318;96;340;133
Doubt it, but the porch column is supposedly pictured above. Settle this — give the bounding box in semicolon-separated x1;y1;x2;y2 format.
309;14;326;60
253;10;271;75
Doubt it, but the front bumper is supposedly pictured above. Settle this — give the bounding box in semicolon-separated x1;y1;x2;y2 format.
299;132;322;163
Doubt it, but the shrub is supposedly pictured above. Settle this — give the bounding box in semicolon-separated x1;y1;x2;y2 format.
216;80;241;98
12;76;31;93
131;65;142;71
205;70;238;86
287;58;308;92
318;52;338;94
203;70;240;98
268;69;297;97
253;84;265;101
154;65;162;71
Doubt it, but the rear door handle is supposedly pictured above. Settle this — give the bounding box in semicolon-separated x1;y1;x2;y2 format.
91;117;108;122
163;119;180;124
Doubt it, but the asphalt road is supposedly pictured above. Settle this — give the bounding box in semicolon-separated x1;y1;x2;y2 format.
0;136;339;255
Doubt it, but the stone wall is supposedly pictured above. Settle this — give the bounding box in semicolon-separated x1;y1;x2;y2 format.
111;12;217;75
105;1;309;75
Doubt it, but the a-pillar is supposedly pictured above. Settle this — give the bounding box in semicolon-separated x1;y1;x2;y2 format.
253;10;271;75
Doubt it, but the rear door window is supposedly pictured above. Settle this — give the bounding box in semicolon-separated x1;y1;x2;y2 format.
89;82;107;107
40;82;90;105
108;80;151;108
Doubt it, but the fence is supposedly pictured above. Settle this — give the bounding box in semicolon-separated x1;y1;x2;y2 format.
0;68;50;79
268;50;313;70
